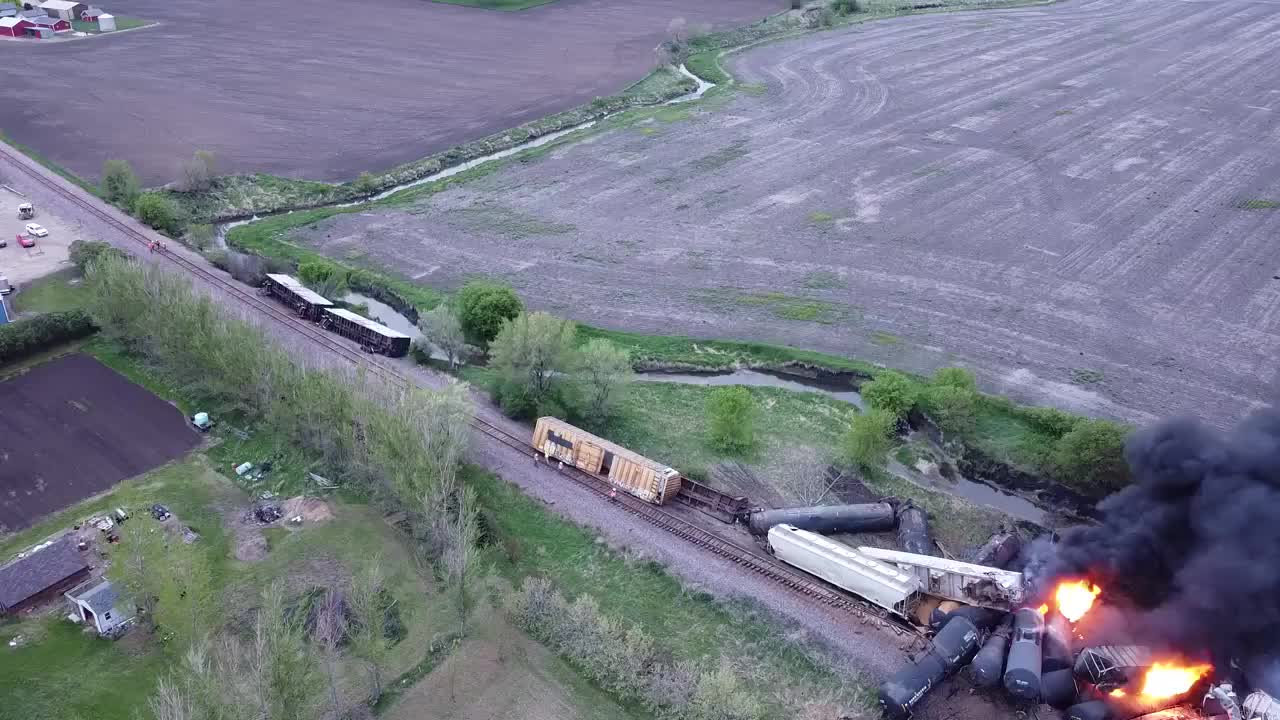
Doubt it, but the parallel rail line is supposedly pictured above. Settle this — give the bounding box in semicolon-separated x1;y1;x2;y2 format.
1;145;918;638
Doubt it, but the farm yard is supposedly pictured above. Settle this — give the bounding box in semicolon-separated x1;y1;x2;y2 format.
0;0;780;185
0;353;198;532
291;0;1280;429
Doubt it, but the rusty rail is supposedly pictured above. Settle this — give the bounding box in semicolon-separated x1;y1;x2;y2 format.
0;144;920;638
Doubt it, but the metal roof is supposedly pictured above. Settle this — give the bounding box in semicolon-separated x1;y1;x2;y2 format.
265;274;334;307
30;16;64;25
325;307;410;339
69;578;119;615
39;0;81;9
857;546;1025;608
0;538;88;609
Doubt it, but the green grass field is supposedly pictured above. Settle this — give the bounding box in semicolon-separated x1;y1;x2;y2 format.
11;269;89;314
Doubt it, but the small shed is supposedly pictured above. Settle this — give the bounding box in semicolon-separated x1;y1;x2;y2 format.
65;578;132;635
79;5;101;20
25;24;52;38
0;16;30;36
29;14;69;30
0;538;90;614
37;0;84;20
96;12;112;30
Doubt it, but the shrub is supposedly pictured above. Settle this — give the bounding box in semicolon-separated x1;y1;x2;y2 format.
68;239;126;272
186;223;215;251
931;367;977;392
705;386;755;453
1018;405;1080;438
297;258;349;299
455;281;522;346
133;193;184;235
831;0;859;13
860;371;919;419
0;310;96;363
182;150;217;192
100;159;140;206
842;408;896;470
1051;419;1130;495
417;304;466;370
921;385;977;438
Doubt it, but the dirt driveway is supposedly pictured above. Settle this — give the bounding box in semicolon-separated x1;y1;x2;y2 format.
0;0;779;185
296;0;1280;427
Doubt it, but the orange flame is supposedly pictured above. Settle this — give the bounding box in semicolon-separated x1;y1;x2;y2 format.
1138;662;1212;699
1054;580;1101;622
1110;689;1126;698
1037;604;1049;615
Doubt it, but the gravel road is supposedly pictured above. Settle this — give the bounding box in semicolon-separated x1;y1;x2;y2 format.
0;0;779;185
297;0;1280;428
0;142;963;714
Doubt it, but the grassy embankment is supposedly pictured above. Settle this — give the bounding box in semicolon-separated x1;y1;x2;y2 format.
70;17;150;32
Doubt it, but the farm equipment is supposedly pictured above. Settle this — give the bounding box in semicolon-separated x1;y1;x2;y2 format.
17;203;33;220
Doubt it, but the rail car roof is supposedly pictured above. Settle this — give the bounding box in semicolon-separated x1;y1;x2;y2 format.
266;274;335;307
536;417;677;475
325;307;411;339
857;546;1024;607
770;525;919;596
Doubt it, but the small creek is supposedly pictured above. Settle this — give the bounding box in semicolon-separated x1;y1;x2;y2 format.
637;368;867;409
900;456;1048;526
344;292;421;340
212;64;714;247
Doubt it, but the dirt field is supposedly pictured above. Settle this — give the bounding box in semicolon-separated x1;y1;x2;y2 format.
0;188;75;286
296;0;1280;427
0;0;779;185
0;354;199;532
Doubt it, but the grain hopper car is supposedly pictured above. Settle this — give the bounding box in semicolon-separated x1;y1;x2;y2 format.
532;417;683;504
321;308;411;357
261;273;335;321
766;524;920;620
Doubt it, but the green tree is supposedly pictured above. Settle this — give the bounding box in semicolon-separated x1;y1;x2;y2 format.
347;558;393;705
456;281;522;346
932;367;977;392
705;386;756;453
1051;419;1130;495
418;304;466;370
297;258;349;299
860;371;919;419
186;222;215;250
576;338;632;424
100;159;140;206
133;192;183;235
842;408;896;470
490;311;576;410
921;384;977;439
69;239;125;271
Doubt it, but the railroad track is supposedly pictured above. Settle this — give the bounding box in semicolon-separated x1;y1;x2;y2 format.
0;145;920;638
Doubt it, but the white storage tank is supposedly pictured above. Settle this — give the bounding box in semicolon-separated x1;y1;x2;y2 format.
768;524;920;618
97;12;114;30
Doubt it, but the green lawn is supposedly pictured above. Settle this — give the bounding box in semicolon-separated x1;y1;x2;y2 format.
429;0;559;10
12;269;88;314
70;16;149;33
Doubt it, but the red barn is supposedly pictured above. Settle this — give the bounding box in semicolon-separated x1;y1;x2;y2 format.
0;538;90;615
0;16;31;36
29;14;70;31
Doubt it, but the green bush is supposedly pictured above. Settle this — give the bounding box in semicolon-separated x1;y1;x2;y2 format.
0;310;96;363
297;258;349;298
100;159;140;206
921;385;977;438
931;367;977;392
133;193;184;235
860;371;919;419
1051;419;1130;495
68;239;126;272
1018;405;1081;438
705;386;756;453
455;281;523;346
842;408;896;470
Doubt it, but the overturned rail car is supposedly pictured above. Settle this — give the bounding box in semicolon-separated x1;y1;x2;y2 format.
768;524;920;620
261;273;334;321
532;417;682;505
321;308;411;357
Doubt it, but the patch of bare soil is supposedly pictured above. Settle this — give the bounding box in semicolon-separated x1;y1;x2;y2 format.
385;614;617;720
220;503;268;562
281;496;333;526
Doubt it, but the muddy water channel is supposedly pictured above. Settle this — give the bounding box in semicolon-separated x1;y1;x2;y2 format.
637;369;1048;526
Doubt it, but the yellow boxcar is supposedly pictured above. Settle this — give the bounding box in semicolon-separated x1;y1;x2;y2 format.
532;417;682;505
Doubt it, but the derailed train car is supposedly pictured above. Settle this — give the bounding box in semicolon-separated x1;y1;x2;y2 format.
321;308;411;357
532;417;683;504
767;524;921;619
260;273;334;321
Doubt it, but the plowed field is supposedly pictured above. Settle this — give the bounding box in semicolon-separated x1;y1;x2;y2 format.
0;354;199;532
298;0;1280;426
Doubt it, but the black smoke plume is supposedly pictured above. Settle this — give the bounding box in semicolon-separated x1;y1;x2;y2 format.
1036;410;1280;694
